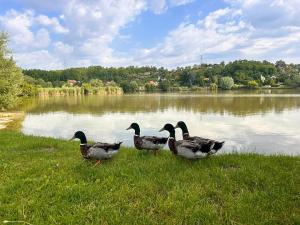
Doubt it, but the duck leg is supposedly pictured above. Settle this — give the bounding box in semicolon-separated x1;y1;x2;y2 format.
94;160;102;166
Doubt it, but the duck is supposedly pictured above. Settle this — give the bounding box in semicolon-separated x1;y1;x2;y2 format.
126;123;168;155
159;123;215;159
175;121;224;154
70;131;122;165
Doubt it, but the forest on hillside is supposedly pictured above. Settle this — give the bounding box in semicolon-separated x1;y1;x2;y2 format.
23;60;300;92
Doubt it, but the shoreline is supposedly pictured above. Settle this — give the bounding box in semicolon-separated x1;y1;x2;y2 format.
0;112;24;130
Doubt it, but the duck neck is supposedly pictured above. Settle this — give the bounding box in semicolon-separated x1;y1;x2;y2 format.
168;137;177;155
180;124;189;139
80;144;89;157
133;127;140;136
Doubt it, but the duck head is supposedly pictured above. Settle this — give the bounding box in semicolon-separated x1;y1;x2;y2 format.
174;121;189;134
159;123;175;138
126;123;140;135
70;131;87;144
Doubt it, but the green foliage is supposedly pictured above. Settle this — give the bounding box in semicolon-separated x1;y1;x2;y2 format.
120;81;139;93
0;33;24;110
20;83;38;97
159;80;171;92
0;131;299;224
90;79;103;87
209;83;218;90
82;83;92;94
247;80;259;89
219;76;234;90
145;82;157;92
21;59;300;91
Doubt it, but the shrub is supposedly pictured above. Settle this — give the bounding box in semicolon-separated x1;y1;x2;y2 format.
145;83;157;92
209;83;218;90
0;33;24;110
159;80;171;92
219;76;234;90
247;80;259;89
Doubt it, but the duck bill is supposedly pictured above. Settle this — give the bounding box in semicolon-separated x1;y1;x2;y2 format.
126;126;132;130
69;136;75;141
159;128;165;132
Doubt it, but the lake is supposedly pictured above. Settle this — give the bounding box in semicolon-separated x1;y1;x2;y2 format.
19;89;300;155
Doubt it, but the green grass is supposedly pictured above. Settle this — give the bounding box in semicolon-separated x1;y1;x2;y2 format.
0;131;299;225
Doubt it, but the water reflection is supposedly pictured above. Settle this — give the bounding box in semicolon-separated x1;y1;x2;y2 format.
21;90;300;155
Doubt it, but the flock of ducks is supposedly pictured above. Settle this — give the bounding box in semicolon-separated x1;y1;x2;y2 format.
70;121;225;165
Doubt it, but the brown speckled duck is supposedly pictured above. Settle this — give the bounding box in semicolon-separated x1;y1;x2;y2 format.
126;123;168;155
70;131;122;165
159;124;215;159
175;121;224;155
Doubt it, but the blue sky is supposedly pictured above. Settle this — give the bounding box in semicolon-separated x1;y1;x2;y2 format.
0;0;299;69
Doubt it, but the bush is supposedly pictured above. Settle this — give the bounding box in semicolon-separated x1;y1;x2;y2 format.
247;80;259;89
145;83;157;92
20;83;38;97
209;83;218;90
159;80;171;92
90;79;103;87
0;33;24;110
120;81;139;93
219;76;234;90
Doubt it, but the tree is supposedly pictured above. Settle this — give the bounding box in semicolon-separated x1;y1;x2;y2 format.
219;77;234;90
159;80;170;92
247;80;259;89
0;33;24;110
120;81;139;93
90;79;103;87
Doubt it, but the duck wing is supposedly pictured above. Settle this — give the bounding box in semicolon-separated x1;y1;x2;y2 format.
137;136;168;150
189;136;224;151
92;142;122;152
176;140;203;153
141;136;168;144
176;140;214;153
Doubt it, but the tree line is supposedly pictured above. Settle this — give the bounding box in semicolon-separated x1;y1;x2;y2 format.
23;60;300;92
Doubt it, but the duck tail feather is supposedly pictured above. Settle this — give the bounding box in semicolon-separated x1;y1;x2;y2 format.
213;141;225;151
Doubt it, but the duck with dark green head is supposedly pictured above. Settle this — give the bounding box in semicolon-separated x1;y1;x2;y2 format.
175;121;224;155
126;122;168;155
159;123;215;159
70;131;122;165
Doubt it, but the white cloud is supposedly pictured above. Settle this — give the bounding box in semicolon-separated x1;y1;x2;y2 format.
53;42;74;54
133;7;251;67
15;50;64;69
36;15;69;33
131;0;300;67
169;0;195;6
149;0;167;14
1;0;300;69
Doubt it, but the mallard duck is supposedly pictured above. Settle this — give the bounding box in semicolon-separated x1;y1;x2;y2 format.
159;124;215;159
70;131;122;165
126;123;168;155
175;121;224;154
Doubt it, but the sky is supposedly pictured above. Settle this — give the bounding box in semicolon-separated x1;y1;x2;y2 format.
0;0;299;70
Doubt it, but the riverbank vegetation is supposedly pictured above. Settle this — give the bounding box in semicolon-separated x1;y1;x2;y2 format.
0;130;299;224
23;60;300;93
0;33;34;110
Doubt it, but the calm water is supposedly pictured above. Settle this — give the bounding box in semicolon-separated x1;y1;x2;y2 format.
20;89;300;155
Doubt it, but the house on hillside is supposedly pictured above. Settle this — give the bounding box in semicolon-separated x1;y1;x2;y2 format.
149;80;158;86
67;80;77;86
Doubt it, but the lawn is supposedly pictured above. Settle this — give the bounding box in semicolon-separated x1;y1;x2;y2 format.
0;131;299;224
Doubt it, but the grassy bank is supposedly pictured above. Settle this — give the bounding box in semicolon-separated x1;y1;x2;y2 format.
38;86;123;96
0;131;299;224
